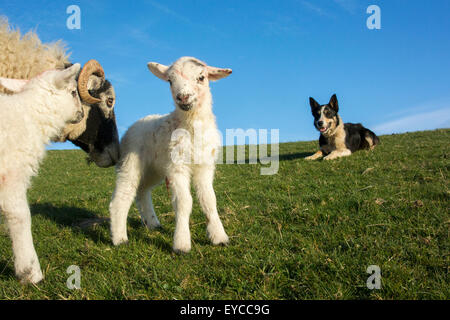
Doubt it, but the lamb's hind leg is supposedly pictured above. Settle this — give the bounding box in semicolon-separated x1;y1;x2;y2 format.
193;166;229;246
1;187;43;284
136;186;161;230
109;155;142;245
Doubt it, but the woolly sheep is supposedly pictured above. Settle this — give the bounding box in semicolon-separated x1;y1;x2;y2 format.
109;57;232;253
0;64;83;283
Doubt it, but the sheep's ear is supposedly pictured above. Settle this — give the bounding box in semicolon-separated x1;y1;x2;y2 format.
329;94;338;112
309;97;320;110
53;63;81;89
147;62;169;81
0;77;29;93
207;66;232;81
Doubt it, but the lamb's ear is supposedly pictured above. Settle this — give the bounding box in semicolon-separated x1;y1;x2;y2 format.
329;94;338;112
147;62;169;81
309;97;321;110
207;66;232;81
0;77;29;93
53;63;81;88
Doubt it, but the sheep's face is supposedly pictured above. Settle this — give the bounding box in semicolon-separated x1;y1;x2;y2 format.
168;59;207;111
44;64;84;124
0;64;84;124
147;57;232;112
61;60;120;168
67;79;119;168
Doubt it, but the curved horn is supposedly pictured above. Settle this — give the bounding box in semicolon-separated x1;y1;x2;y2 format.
78;59;105;104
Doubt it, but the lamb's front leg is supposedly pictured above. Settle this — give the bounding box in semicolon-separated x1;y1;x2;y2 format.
169;173;193;253
193;166;229;246
2;192;43;284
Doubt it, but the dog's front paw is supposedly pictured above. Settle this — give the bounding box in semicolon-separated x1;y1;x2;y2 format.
305;151;323;160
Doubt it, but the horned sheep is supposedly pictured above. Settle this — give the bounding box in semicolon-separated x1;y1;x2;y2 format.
109;57;231;253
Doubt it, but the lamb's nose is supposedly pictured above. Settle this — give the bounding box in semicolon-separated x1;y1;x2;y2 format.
70;110;84;124
176;93;190;103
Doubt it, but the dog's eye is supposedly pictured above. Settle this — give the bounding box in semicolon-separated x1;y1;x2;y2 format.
107;98;114;108
198;75;205;83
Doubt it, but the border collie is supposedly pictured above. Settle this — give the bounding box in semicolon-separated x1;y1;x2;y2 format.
305;94;379;160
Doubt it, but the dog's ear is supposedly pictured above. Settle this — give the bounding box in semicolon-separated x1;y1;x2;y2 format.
329;94;339;112
309;97;321;110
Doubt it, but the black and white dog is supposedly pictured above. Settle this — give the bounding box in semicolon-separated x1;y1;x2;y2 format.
306;94;379;160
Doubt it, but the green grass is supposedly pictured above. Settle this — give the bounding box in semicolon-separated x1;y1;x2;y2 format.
0;129;448;299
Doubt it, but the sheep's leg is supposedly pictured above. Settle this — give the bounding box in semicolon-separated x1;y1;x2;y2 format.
109;156;142;245
1;189;43;284
193;166;229;246
136;187;161;230
169;173;193;253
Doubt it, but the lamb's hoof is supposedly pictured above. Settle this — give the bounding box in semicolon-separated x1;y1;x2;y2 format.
112;237;129;246
152;225;163;232
173;249;190;255
207;223;229;246
209;232;230;246
141;217;162;231
17;268;43;285
173;242;191;254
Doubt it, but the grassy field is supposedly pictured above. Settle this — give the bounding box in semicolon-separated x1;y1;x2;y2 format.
0;129;448;299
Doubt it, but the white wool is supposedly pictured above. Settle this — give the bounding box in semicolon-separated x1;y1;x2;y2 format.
0;65;82;284
109;57;232;253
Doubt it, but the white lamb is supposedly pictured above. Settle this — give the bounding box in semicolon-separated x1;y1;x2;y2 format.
0;64;83;283
109;57;231;253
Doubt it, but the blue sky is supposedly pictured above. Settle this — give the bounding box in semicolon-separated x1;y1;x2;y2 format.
1;0;449;149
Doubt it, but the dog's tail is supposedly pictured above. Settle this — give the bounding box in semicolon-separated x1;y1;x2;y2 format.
364;128;380;149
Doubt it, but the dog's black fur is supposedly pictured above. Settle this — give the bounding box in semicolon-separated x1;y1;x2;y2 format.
306;94;379;160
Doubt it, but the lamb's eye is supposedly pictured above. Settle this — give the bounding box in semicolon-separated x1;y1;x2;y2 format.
107;98;114;107
71;90;77;97
198;76;205;82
